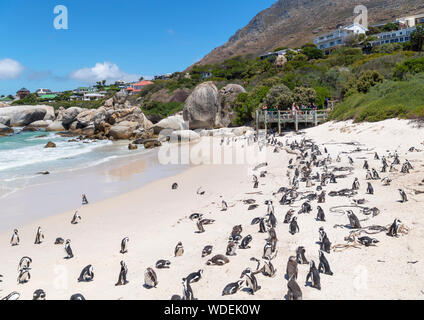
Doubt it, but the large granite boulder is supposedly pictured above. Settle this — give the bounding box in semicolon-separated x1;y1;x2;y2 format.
109;121;139;140
0;105;54;126
0;116;11;126
0;123;13;136
76;109;97;128
24;120;53;130
153;115;188;134
113;89;128;106
183;82;220;130
62;107;84;129
46;121;66;132
218;84;246;127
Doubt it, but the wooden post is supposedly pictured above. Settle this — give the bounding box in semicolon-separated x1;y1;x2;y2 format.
278;111;281;134
314;111;318;126
264;111;268;135
256;110;259;134
295;111;299;132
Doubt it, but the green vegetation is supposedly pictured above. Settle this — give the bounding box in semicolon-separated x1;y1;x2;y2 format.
329;74;424;122
141;101;184;118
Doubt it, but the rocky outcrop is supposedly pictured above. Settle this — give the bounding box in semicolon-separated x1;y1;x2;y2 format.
143;139;162;149
0;105;55;126
46;121;65;132
44;141;56;148
109;121;139;140
0;124;13;136
183;82;220;130
62;107;83;129
218;84;246;127
153;115;188;134
0;116;11;127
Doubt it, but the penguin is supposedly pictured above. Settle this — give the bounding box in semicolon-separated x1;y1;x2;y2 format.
387;219;402;237
226;241;237;256
358;237;379;247
200;218;215;225
319;228;332;253
1;292;20;300
71;211;81;225
381;177;391;186
347;210;361;229
33;289;46;300
221;200;228;211
70;294;86;300
258;218;267;233
306;261;321;290
352;178;360;190
184;270;203;284
296;246;309;264
82;194;89;205
248;204;259;210
189;213;202;220
316;206;326;222
363;160;369;170
17;268;31;284
64;239;74;259
174;242;184;257
18;256;32;270
172;183;178;190
10;229;19;246
366;182;374;195
318;251;333;275
115;261;129;286
239;235;252;249
289;217;300;235
231;225;243;238
262;241;273;260
55;237;65;245
240;268;261;295
222;280;244;296
366;170;373;180
300;202;312;214
284;209;295;224
120;237;129;254
78;265;94;282
348;156;354;165
182;278;195;300
268;228;278;253
374;152;380;160
196;187;205;196
398;189;408;203
261;258;277;277
201;245;213;258
155;260;171;269
34;227;44;245
196;218;205;233
287;275;302;300
286;256;298;280
144;268;158;288
268;210;277;228
253;175;259;189
206;255;229;266
372;168;380;180
317;191;326;203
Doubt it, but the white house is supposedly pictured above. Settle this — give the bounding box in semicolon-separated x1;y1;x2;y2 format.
83;93;105;101
36;88;52;96
396;14;424;28
313;23;368;52
369;26;416;47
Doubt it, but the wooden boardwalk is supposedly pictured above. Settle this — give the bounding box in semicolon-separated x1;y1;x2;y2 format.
256;110;330;133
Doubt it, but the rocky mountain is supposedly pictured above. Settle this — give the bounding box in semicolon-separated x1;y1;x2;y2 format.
193;0;424;66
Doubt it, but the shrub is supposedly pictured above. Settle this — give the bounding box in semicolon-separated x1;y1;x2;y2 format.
264;84;292;109
357;70;384;93
292;87;317;105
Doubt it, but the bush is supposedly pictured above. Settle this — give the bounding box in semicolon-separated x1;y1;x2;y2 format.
357;70;384;93
292;87;317;105
141;101;184;118
394;56;424;80
264;84;292;109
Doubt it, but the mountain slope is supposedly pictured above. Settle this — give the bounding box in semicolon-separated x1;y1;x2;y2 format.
193;0;424;66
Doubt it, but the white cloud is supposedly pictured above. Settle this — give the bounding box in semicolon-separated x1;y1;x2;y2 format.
0;58;25;80
69;62;139;83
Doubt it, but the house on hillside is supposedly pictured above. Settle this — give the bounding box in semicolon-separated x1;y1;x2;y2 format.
16;88;30;100
260;48;299;60
369;26;417;47
83;93;105;101
313;23;368;52
154;74;172;80
126;80;154;94
36;88;52;97
397;13;424;28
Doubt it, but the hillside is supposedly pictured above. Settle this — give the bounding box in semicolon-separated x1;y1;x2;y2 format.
193;0;424;67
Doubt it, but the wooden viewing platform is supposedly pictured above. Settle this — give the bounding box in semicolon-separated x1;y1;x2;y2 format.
256;109;330;133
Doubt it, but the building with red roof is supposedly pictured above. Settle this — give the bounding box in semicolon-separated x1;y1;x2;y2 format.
126;80;154;94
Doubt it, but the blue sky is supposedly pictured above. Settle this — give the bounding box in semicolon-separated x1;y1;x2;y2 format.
0;0;276;95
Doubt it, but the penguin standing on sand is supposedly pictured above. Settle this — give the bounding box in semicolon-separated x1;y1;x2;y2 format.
316;206;326;222
120;237;129;254
172;183;178;190
366;182;374;195
115;261;129;286
174;242;184;257
363;160;369;170
347;210;361;229
196;218;205;233
144;268;158;288
306;261;321;290
387;219;402;237
221;200;228;211
17;268;31;284
253;175;259;189
82;194;89;205
78;265;94;282
286;256;298;280
289;217;300;235
398;189;408;203
18;256;32;270
64;240;74;259
226;241;237;256
34;227;44;245
284;209;295;223
10;229;20;246
318;251;333;275
240;268;261;295
71;211;81;225
182;278;195;300
352;178;360;190
287;275;302;300
319;228;332;253
296;246;309;264
239;235;252;249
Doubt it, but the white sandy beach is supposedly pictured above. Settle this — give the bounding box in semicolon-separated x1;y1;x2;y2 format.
1;119;424;300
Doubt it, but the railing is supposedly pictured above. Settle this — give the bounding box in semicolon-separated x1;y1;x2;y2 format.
256;109;330;132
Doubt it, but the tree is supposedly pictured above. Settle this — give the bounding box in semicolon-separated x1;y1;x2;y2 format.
292;87;317;105
411;25;424;51
102;80;106;86
264;84;292;109
357;70;384;93
301;45;324;60
381;23;398;32
139;76;144;81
